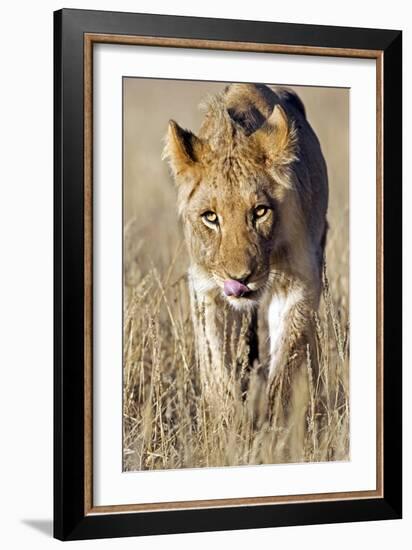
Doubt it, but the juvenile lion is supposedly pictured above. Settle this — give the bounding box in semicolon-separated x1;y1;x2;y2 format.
164;83;328;396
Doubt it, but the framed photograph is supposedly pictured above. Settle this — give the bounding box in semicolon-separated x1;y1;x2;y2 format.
54;8;402;541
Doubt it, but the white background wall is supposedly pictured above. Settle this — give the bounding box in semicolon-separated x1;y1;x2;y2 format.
0;1;408;548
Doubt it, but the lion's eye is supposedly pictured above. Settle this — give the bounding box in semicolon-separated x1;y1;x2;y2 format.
202;211;218;225
254;205;269;219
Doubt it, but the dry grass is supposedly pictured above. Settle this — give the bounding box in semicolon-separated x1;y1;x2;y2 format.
122;79;349;471
123;239;349;471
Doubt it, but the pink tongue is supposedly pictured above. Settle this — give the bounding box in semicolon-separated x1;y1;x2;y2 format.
224;279;250;297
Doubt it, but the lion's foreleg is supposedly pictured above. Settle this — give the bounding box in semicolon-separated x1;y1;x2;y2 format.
267;284;317;459
189;282;229;397
267;285;314;381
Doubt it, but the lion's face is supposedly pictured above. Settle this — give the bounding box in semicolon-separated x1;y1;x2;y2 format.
164;95;296;309
182;167;279;308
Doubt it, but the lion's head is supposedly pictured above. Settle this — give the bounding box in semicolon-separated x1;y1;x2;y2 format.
163;84;298;309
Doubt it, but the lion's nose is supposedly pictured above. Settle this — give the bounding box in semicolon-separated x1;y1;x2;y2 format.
223;279;250;297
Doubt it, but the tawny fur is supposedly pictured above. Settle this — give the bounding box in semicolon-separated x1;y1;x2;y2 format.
163;83;328;396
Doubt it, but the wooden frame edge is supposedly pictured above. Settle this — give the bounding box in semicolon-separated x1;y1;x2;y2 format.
84;33;93;515
376;51;384;498
88;490;381;515
85;32;381;59
83;33;384;516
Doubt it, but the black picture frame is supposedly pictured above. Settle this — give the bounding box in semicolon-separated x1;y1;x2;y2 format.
54;8;402;541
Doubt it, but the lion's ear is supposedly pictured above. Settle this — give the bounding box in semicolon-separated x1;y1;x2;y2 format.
253;105;296;166
163;120;204;180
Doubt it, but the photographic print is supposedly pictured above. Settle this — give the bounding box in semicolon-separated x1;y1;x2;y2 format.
123;79;349;471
